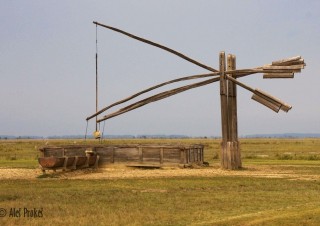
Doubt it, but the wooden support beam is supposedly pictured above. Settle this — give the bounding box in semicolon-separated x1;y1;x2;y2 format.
160;148;164;165
230;55;241;169
219;52;228;141
227;54;233;142
93;155;100;169
224;54;241;170
230;55;238;142
63;157;69;171
138;147;143;163
219;52;228;169
72;156;78;170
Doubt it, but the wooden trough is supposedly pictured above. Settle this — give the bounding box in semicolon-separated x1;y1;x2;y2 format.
39;144;204;169
38;147;100;172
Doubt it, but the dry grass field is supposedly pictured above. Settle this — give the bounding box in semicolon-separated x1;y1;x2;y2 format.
0;138;320;225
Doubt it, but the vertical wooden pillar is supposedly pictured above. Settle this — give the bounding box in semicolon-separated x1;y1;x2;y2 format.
231;55;242;168
219;52;228;168
227;55;233;141
226;54;234;169
220;52;242;170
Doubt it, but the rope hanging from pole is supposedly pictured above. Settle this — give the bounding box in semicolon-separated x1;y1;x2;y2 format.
101;120;106;141
84;120;89;141
95;23;99;131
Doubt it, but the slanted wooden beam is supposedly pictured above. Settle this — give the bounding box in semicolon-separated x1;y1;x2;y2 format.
87;72;219;121
97;76;220;122
93;21;218;73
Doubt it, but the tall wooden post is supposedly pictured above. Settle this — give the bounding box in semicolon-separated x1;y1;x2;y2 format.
227;54;241;169
219;52;228;168
220;53;241;169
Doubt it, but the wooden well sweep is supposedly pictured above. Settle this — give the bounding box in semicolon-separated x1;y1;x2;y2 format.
85;21;306;170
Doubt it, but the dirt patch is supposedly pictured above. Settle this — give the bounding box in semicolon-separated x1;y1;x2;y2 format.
1;164;319;181
0;168;39;180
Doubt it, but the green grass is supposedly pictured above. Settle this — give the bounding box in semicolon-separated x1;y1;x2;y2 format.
1;138;320;168
0;177;320;225
1;138;320;225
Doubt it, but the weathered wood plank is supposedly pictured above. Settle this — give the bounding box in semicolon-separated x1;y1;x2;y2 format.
220;52;228;168
263;73;294;79
228;54;238;143
271;56;301;65
114;148;140;162
263;65;304;70
64;147;87;157
254;89;292;112
272;59;304;66
142;149;160;163
252;94;281;113
43;148;64;157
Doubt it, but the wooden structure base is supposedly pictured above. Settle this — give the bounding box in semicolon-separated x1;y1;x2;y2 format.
220;141;242;170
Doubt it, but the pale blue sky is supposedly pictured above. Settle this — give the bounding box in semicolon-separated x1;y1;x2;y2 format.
1;0;319;137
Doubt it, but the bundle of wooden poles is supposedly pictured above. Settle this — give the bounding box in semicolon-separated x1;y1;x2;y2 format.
86;21;306;122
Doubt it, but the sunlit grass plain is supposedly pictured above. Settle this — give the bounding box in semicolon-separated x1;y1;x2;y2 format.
0;138;320;225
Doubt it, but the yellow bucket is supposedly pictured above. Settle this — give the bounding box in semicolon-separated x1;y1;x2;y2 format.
93;131;101;139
